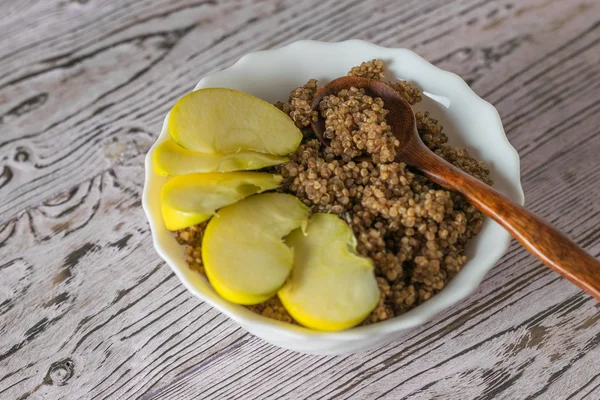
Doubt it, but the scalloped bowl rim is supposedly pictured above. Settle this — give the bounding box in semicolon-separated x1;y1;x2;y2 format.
142;40;524;343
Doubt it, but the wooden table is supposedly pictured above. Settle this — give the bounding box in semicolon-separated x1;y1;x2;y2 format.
1;0;599;399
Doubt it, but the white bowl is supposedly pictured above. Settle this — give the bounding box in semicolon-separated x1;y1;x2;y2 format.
142;40;524;355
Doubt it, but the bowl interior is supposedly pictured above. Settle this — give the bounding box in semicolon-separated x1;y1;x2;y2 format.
143;40;524;339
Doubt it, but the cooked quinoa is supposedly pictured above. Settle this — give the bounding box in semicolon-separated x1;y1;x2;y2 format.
176;60;492;326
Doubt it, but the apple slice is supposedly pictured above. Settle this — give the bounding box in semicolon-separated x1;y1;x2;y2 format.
169;88;302;155
161;172;282;231
153;139;288;176
202;193;309;305
279;213;380;331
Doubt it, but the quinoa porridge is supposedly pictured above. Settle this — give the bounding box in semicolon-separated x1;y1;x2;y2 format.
175;60;492;326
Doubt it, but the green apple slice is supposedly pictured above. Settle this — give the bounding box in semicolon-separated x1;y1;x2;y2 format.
152;139;288;176
168;88;302;155
279;213;380;331
161;172;282;231
202;193;309;305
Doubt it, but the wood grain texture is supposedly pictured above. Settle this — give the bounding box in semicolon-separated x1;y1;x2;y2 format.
0;0;598;399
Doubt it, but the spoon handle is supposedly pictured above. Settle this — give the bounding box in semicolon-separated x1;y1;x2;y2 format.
411;147;600;300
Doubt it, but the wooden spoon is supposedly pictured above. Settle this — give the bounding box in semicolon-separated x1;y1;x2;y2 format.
311;76;600;300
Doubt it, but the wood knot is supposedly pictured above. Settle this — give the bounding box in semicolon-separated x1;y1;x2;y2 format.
45;359;75;386
14;147;30;162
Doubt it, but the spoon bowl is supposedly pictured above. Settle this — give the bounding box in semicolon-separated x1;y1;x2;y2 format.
311;76;600;301
311;76;416;151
